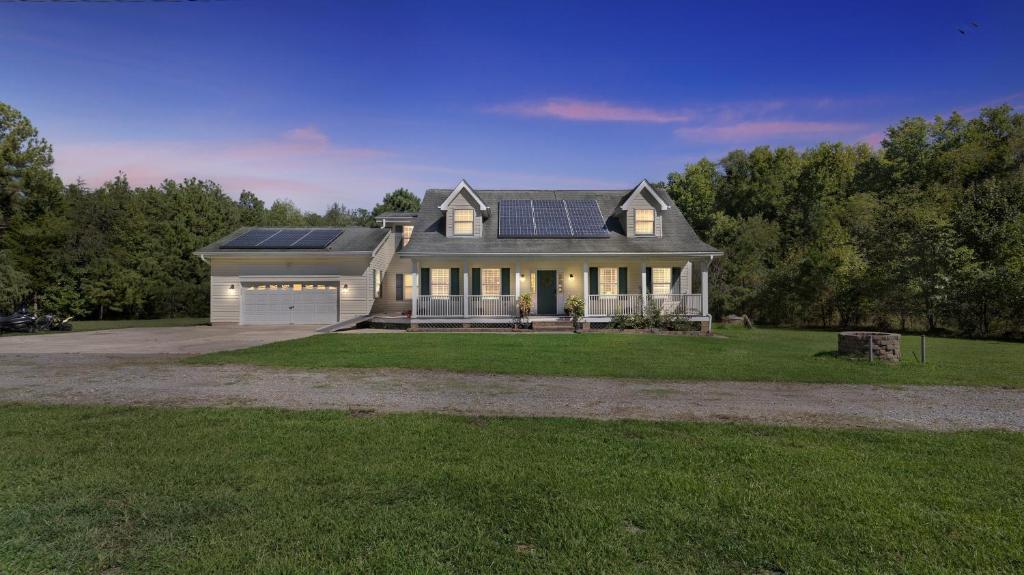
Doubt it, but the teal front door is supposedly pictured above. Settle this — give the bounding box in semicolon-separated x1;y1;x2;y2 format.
537;270;557;315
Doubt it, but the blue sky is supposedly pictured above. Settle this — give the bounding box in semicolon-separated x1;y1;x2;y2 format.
3;0;1022;211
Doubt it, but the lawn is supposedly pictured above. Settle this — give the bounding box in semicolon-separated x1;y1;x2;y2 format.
188;325;1024;388
3;317;208;336
0;405;1020;574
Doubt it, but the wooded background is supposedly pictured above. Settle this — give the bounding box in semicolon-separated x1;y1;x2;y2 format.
2;102;1021;337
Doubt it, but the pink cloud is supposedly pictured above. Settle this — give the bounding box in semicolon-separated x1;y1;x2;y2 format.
675;121;866;142
51;127;396;209
487;98;692;124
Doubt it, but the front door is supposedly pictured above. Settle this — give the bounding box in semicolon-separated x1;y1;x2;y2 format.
536;270;557;315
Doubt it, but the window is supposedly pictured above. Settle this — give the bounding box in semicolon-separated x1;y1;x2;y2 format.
402;225;413;247
453;209;474;235
397;272;413;300
599;268;618;296
482;268;501;297
652;268;672;295
431;268;450;297
635;209;655;235
373;270;382;298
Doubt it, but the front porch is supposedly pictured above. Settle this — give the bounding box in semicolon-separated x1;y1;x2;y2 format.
405;256;712;323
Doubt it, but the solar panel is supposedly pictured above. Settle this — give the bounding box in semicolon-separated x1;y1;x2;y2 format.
221;228;344;249
498;200;535;238
259;229;311;248
532;199;572;237
291;228;343;248
565;199;610;237
222;228;279;248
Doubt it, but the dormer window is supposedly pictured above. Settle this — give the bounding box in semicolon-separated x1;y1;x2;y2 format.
453;209;474;235
635;209;655;236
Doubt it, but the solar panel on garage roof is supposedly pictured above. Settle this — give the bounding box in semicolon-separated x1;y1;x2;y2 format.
221;228;279;248
498;199;535;238
258;229;310;248
565;199;610;237
220;228;344;249
532;199;572;237
291;228;344;248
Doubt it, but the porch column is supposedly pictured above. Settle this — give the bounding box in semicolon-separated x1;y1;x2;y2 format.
463;260;469;317
700;258;709;316
514;261;521;299
641;262;647;307
411;259;418;318
582;260;589;317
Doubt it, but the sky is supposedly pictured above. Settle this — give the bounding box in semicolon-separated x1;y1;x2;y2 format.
2;0;1022;211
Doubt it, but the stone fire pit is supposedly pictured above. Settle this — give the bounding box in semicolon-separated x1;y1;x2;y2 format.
838;331;901;362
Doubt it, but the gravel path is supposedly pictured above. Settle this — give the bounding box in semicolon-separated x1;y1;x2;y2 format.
1;354;1022;431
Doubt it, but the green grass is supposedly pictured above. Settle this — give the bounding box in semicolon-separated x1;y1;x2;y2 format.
188;325;1024;388
4;317;208;336
0;405;1020;574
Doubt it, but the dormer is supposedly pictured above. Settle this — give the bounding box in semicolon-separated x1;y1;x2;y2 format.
620;179;668;238
439;179;487;238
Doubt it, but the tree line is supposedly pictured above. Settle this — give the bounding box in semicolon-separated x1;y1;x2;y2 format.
3;101;1022;337
660;105;1023;338
0;102;420;319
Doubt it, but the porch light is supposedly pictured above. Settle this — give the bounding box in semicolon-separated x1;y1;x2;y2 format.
569;274;574;279
342;284;349;292
229;284;235;290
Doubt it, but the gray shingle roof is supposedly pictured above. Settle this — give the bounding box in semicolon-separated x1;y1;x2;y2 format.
195;227;389;255
402;188;720;256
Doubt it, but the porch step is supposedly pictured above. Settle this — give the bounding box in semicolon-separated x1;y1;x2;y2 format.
531;320;576;332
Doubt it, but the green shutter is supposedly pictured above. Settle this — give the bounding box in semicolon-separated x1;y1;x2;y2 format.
645;267;653;294
395;273;404;301
618;267;628;295
589;267;598;295
501;268;511;295
420;268;430;296
671;267;681;294
472;268;481;296
450;268;460;296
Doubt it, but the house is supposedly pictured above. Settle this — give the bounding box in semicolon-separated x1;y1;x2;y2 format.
197;179;721;332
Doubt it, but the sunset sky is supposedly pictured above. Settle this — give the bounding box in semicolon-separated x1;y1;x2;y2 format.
3;0;1022;210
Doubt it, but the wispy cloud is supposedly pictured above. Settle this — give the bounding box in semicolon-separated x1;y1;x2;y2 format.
675;120;866;142
52;126;396;209
486;98;692;124
487;96;873;144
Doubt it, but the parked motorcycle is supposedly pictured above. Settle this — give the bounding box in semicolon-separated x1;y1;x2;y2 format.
0;305;38;334
37;313;74;332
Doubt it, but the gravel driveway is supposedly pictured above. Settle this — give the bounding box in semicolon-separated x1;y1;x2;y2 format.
1;354;1022;431
0;325;317;354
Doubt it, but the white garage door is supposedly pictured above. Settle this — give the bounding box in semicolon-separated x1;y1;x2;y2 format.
241;281;339;325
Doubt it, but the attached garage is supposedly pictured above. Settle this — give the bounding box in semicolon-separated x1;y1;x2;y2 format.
195;227;395;326
241;281;339;325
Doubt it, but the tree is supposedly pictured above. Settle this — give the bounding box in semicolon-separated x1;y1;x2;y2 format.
0;103;59;229
666;159;717;237
0;249;29;312
372;188;420;216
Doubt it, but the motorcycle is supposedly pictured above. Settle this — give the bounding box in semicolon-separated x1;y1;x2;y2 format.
0;305;38;334
0;305;74;335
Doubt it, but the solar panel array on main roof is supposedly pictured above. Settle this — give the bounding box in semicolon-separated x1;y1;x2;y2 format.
221;228;344;249
497;199;609;238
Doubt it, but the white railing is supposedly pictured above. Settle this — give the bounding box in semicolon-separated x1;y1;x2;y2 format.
587;294;704;317
415;295;463;318
588;294;645;317
468;295;516;317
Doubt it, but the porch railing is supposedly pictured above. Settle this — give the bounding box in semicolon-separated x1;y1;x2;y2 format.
468;295;517;317
587;294;703;317
415;295;463;318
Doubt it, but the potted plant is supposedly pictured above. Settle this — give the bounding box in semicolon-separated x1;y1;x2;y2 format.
517;293;532;329
564;295;585;333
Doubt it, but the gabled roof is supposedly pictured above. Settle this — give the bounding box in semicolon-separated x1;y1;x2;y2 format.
621;179;669;211
438;179;489;212
195;226;389;256
402;186;720;257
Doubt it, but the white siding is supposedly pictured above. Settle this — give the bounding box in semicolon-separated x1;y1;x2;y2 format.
625;191;663;238
445;191;483;238
207;251;391;324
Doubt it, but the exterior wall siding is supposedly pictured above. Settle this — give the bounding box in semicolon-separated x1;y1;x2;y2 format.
372;230;413;315
208;253;383;324
445;191;483;238
625;191;663;238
